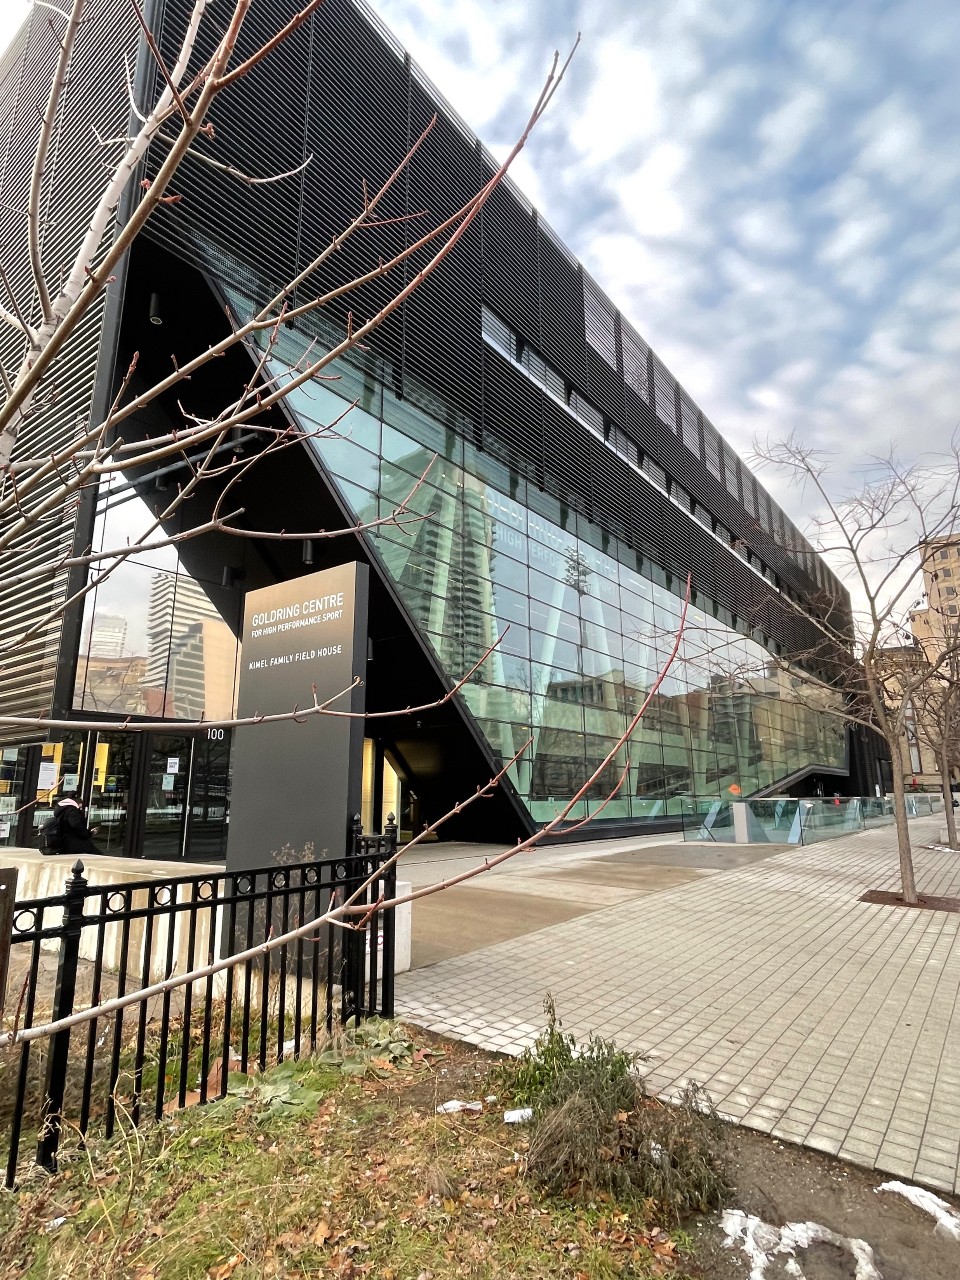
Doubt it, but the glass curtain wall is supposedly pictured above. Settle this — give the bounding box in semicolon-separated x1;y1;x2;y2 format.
63;466;242;858
260;315;846;827
72;471;242;722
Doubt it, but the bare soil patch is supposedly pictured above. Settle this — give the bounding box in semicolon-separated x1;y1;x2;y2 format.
860;889;960;913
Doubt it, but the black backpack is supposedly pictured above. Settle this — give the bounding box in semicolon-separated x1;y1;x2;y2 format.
40;810;64;853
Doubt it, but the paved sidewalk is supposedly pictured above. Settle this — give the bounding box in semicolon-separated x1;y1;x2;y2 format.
396;814;960;1194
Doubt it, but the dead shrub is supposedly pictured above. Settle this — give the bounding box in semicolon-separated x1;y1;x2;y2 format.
511;1001;728;1221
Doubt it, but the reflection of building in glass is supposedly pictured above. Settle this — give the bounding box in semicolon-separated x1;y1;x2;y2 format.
75;654;147;715
143;574;231;715
85;612;128;659
165;618;238;721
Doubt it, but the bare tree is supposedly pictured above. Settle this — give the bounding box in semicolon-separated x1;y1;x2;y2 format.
749;435;960;904
0;0;577;733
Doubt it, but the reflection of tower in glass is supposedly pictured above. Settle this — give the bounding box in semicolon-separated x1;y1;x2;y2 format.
143;574;236;718
363;451;498;672
75;611;145;714
375;451;499;674
85;612;127;659
367;452;521;771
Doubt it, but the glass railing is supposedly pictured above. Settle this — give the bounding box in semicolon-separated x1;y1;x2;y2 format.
682;792;944;845
795;798;865;844
680;798;734;842
901;793;945;817
743;797;801;841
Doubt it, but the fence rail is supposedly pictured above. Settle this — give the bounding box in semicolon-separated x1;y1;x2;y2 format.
1;818;397;1188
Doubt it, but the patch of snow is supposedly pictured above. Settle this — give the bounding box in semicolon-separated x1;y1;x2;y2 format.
878;1180;960;1240
721;1209;882;1280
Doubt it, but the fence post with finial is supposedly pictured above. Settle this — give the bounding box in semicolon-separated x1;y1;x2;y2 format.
37;860;87;1172
380;813;398;1017
348;811;363;859
340;815;365;1025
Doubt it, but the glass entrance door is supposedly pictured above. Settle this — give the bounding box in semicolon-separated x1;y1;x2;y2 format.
141;734;193;860
87;732;134;854
186;732;231;861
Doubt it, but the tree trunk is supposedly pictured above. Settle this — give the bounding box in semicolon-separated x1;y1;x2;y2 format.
942;739;958;849
889;764;918;904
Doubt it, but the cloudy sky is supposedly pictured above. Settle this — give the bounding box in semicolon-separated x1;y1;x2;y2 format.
2;0;958;536
372;0;960;509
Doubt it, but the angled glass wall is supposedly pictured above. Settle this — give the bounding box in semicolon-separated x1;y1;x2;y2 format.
257;312;846;827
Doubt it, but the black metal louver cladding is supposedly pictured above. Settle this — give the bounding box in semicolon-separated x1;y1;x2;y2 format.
582;273;617;371
480;168;541;348
542;398;591;520
537;225;587;388
131;0;850;653
0;0;140;744
402;74;484;428
620;321;651;407
481;348;543;489
585;346;625;423
146;0;311;304
678;393;699;456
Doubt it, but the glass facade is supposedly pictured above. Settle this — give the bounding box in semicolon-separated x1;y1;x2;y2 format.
265;321;846;828
72;471;243;721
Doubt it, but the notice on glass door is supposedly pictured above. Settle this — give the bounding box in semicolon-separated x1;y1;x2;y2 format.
166;758;180;775
38;761;58;792
162;774;175;792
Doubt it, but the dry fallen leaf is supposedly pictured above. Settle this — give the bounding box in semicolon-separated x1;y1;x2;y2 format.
312;1220;333;1245
206;1254;243;1280
164;1090;201;1114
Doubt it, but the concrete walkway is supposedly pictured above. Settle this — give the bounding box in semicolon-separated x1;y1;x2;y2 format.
396;814;960;1194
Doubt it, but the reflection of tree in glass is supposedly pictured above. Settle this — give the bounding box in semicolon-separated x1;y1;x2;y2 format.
563;549;591;677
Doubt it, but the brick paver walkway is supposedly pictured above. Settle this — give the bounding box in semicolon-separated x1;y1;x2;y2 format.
396;814;960;1193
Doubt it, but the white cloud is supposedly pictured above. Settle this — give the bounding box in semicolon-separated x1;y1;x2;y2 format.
856;96;926;184
0;3;28;55
566;41;661;165
734;202;802;256
756;86;826;169
617;141;691;239
818;211;890;264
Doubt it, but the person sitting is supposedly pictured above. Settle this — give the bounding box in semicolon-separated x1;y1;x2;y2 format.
54;793;103;856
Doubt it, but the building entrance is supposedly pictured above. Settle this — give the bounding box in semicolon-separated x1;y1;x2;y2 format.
0;729;231;860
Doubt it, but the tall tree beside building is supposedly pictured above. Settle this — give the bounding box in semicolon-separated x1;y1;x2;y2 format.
752;437;960;904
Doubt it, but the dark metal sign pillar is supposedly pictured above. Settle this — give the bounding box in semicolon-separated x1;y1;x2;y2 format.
226;563;369;871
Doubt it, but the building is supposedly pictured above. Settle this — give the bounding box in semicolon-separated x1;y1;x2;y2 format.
912;537;960;657
0;0;888;857
897;537;960;791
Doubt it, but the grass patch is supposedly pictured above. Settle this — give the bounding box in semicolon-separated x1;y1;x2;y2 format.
0;1022;705;1279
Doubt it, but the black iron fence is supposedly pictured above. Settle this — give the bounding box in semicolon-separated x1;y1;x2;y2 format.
1;818;398;1188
